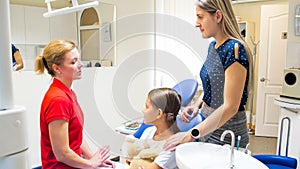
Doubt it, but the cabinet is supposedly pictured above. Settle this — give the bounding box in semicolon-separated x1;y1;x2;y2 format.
78;7;100;62
78;2;116;66
10;5;78;45
274;97;300;169
9;4;78;71
10;5;26;44
50;13;78;43
238;21;255;51
24;6;50;44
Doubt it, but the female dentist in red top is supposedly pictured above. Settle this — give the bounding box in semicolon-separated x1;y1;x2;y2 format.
35;40;115;169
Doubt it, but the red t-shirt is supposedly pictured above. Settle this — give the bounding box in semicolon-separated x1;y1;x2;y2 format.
40;78;84;169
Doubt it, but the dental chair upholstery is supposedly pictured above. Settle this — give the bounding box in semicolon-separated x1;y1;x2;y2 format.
172;79;198;107
133;79;203;138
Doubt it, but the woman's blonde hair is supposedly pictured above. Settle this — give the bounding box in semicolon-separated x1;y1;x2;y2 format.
196;0;253;92
35;40;76;77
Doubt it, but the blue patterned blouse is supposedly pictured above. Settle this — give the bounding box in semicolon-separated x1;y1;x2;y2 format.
200;39;249;109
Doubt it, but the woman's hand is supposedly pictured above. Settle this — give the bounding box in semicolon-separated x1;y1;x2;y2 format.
163;132;194;152
89;145;111;168
180;105;199;123
100;159;115;168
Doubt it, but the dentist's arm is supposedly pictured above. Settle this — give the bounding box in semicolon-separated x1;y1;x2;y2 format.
80;140;93;159
49;120;110;169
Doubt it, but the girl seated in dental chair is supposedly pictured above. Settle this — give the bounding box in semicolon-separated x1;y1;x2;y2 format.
122;88;182;169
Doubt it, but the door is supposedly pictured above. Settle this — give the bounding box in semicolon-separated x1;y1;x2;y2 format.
255;5;288;137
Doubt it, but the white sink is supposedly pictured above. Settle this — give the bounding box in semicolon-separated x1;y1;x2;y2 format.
176;142;268;169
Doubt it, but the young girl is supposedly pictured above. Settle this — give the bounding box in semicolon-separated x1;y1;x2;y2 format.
123;88;181;169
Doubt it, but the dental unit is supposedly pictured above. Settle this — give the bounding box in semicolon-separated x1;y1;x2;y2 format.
0;0;28;168
43;0;99;18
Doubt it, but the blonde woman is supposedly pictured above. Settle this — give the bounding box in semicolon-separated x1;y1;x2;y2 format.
35;40;115;169
165;0;253;151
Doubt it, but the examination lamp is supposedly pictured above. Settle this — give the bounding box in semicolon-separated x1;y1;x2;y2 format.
43;0;99;18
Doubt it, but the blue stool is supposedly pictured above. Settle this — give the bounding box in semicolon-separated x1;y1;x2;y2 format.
253;117;297;169
253;154;297;169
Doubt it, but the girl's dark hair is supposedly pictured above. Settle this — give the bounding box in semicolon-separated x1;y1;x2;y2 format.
148;88;182;133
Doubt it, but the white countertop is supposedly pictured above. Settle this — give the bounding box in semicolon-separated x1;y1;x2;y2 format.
274;97;300;110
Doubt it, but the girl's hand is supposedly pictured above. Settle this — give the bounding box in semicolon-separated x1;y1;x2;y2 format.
100;159;115;168
180;105;199;123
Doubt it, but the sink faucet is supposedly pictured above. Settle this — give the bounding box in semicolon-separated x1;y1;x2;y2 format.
220;130;235;169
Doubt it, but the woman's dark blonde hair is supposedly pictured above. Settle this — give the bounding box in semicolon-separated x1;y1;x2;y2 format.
35;40;76;77
148;88;182;132
196;0;253;93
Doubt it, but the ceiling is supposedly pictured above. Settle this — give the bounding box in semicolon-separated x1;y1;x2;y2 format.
9;0;94;8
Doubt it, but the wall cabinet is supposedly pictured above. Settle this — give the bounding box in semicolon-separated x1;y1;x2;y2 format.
10;4;78;71
24;6;50;44
10;5;26;44
50;13;77;43
10;5;78;45
78;2;116;66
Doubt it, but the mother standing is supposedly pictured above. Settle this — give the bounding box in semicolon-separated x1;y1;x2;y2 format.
165;0;253;150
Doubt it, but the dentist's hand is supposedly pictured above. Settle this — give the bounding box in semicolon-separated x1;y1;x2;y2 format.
89;145;111;169
180;105;199;123
163;132;194;152
100;159;115;168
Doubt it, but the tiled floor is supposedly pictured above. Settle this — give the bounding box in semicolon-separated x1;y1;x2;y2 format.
248;134;277;155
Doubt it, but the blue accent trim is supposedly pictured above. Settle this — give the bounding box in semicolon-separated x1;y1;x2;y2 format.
32;166;42;169
133;123;154;139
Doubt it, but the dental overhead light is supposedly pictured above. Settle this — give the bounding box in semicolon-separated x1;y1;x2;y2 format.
43;0;99;18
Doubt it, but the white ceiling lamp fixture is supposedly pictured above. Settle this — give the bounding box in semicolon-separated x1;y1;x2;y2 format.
43;0;99;18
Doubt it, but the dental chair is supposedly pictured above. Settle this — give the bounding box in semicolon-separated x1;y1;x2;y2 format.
253;117;297;169
133;79;203;138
